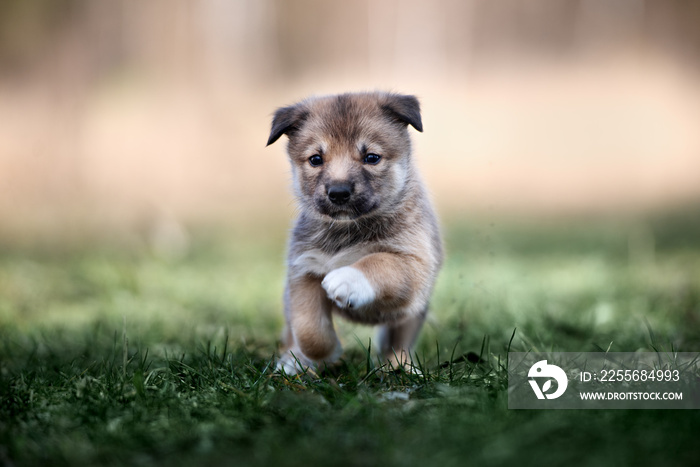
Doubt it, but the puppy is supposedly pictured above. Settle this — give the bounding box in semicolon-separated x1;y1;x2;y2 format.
266;92;443;375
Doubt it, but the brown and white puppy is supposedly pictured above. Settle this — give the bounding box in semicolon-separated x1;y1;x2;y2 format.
266;92;443;375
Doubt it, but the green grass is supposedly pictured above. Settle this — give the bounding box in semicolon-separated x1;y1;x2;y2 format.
1;215;700;466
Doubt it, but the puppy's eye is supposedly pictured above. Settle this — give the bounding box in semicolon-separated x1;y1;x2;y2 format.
308;155;323;167
363;153;381;165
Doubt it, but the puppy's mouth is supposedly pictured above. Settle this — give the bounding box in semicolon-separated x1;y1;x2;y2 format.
314;199;378;221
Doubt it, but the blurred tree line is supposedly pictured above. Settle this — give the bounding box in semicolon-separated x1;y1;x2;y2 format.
1;0;699;237
1;0;699;85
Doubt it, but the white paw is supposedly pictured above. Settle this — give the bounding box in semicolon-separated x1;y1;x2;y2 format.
321;266;376;309
275;349;316;375
275;342;343;376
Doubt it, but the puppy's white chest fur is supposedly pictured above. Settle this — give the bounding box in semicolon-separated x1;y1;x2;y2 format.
291;245;371;277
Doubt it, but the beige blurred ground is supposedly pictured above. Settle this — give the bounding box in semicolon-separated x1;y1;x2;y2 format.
1;0;699;240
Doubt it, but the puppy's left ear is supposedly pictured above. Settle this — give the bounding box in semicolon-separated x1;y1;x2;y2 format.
382;94;423;132
267;104;308;146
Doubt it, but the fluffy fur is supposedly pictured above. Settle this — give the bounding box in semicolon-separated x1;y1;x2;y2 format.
267;92;443;374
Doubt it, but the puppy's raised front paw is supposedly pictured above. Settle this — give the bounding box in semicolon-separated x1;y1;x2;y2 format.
321;266;376;309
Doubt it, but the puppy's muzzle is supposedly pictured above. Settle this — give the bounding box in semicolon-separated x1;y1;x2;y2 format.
327;183;353;205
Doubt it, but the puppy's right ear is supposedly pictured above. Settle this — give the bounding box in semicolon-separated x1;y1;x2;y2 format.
266;104;308;146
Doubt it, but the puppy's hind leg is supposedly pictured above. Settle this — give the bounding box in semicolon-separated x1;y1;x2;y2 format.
376;310;427;372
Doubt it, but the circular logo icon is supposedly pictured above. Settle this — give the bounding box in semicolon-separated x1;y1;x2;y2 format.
528;360;568;399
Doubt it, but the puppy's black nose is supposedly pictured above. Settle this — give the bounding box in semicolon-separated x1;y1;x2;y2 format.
327;183;352;205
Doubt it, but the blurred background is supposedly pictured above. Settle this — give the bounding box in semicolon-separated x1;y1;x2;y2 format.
1;0;699;245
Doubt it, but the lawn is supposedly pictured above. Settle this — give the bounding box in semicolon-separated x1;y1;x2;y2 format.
1;213;699;466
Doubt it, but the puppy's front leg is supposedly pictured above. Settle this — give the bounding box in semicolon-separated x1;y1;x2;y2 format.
322;252;427;370
277;275;341;375
322;252;419;310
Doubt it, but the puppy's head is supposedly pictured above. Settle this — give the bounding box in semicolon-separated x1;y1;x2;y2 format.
267;92;422;221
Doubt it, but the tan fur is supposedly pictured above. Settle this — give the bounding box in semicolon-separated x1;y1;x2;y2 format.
267;92;443;374
287;275;337;361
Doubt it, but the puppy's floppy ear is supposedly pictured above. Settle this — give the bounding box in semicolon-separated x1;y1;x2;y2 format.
381;94;423;132
267;103;308;146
